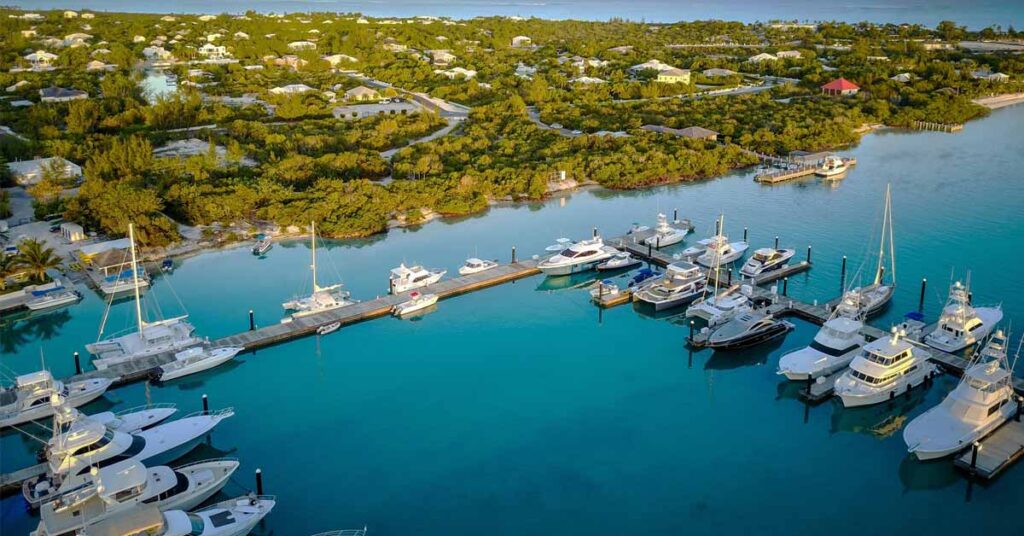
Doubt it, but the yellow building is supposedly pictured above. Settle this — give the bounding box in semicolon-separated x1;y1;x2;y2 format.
656;68;691;84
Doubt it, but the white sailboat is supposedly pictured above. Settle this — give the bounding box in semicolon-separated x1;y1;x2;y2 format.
282;221;356;322
87;224;201;370
845;185;896;317
687;224;751;327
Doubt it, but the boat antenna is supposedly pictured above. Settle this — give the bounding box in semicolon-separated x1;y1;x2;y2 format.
129;223;145;339
1010;329;1022;375
311;221;319;292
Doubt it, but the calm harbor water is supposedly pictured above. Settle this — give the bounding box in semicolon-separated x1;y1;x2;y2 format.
12;0;1024;29
3;104;1024;534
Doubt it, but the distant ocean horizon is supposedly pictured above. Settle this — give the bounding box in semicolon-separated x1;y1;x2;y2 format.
11;0;1024;30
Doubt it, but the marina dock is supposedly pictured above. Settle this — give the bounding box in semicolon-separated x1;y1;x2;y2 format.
954;419;1024;481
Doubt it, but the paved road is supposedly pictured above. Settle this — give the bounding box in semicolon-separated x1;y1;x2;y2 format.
380;118;461;160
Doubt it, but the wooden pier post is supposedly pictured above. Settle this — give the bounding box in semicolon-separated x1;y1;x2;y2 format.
255;468;264;495
248;310;255;331
73;351;81;375
919;278;927;310
202;394;209;415
673;208;678;222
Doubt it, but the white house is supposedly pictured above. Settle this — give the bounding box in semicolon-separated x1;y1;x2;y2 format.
198;43;229;58
428;49;456;65
435;67;476;79
702;68;737;77
133;35;147;44
24;50;58;68
63;10;78;18
628;59;676;74
287;41;317;51
748;53;778;63
234;31;249;40
142;46;174;60
511;35;533;47
776;50;802;59
344;85;381;101
270;84;315;95
890;73;913;83
7;157;82;186
323;54;358;67
198;15;217;21
571;76;607;85
85;60;116;72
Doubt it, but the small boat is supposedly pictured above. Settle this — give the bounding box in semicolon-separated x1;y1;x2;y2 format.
26;288;81;311
815;155;849;178
390;263;445;294
626;223;650;235
538;236;618;276
633;262;706;311
251;236;272;255
458;257;498;275
161;258;174;272
317;321;341;335
739;247;795;278
834;327;938;408
904;330;1018;460
393;291;439;317
99;267;150;296
597;251;641;271
923;280;1003;353
0;371;112;429
589;280;620;300
157;346;243;381
704;309;794;349
643;213;687;248
73;495;274;536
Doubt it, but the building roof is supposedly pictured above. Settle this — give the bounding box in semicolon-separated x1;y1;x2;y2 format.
821;78;859;91
659;68;689;77
677;126;719;138
344;85;380;97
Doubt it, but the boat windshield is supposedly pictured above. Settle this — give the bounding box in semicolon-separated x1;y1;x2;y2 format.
188;514;206;534
809;340;856;357
864;348;910;366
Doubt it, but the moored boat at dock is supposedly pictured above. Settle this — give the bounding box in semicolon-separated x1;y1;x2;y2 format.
281;222;356;322
537;236;617;276
0;371;112;429
643;213;688;248
704;309;794;349
392;291;439;317
739;247;795;278
633;261;706;311
777;293;867;381
389;264;445;294
157;346;243;381
834;328;937;408
923;279;1003;353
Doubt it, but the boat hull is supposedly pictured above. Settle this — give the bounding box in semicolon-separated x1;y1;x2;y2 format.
836;363;936;408
159;348;241;381
538;259;605;276
706;321;793;350
0;378;112;428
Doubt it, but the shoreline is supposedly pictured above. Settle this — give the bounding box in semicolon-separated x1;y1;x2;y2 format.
973;93;1024;109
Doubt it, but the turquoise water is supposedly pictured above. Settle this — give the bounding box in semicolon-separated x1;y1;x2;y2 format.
12;0;1024;29
3;105;1024;534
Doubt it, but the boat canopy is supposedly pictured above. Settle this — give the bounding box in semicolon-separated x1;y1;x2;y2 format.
15;371;55;388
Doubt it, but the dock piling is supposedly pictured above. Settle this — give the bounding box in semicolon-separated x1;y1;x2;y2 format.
255;468;264;495
840;256;847;285
673;208;678;222
656;236;661;249
919;278;927;310
248;310;255;331
970;442;981;476
728;268;732;285
1016;396;1023;422
511;246;517;264
743;227;748;242
592;227;598;238
73;351;81;375
774;236;779;249
689;320;694;341
782;277;789;296
648;242;652;258
202;394;209;415
806;245;812;263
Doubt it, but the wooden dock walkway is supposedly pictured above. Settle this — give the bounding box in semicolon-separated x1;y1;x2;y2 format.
954;418;1024;481
754;165;818;184
0;463;46;494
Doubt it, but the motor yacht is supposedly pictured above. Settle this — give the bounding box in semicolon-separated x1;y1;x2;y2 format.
633;262;706;311
392;291;439;317
704;309;794;349
687;285;753;327
76;403;178;434
904;330;1018;460
643;213;687;248
777;295;866;381
537;236;617;276
458;258;498;275
597;251;641;271
924;280;1003;353
834;328;938;408
739;248;795;278
695;235;748;267
281;222;356;322
99;268;150;296
815;155;849;178
32;458;238;535
23;404;233;507
157;346;243;382
65;495;274;536
0;371;112;429
389;264;445;294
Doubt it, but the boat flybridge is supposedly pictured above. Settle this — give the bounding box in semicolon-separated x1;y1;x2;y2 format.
739;247;795;278
537;236;618;276
683;215;747;267
834;327;938;408
923;279;1003;353
0;370;112;429
904;330;1019;460
643;213;687;248
815;155;849;178
23;398;234;508
686;232;751;327
777;293;866;381
88;224;202;371
282;222;357;322
389;263;445;294
32;457;239;535
633;261;706;311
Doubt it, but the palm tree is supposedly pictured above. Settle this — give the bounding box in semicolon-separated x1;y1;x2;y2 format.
0;253;17;291
15;239;61;283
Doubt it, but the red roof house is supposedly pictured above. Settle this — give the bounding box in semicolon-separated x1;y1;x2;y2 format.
821;78;860;96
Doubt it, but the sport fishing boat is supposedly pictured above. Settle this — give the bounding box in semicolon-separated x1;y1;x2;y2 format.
904;330;1018;460
63;403;178;435
281;222;356;322
633;262;706;311
695;235;748;267
815;155;849;178
0;371;112;429
32;458;238;535
458;258;498;275
777;294;866;381
739;247;795;278
834;328;938;408
157;346;243;382
88;224;202;371
597;251;641;271
924;279;1003;353
537;236;617;276
23;402;234;508
392;291;438;317
389;264;445;294
643;213;687;248
704;309;794;350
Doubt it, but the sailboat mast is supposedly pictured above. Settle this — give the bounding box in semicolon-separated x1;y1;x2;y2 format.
887;185;896;286
129;223;145;337
311;221;318;292
875;185;890;285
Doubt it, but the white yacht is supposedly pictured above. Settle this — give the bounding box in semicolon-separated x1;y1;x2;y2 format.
815;155;849;178
904;330;1018;460
458;258;498;275
924;280;1003;353
834;328;938;408
76;403;178;434
843;184;897;318
282;222;356;322
687;286;752;327
0;371;112;429
23;403;234;507
32;458;238;535
589;280;622;300
392;291;439;317
643;213;687;248
26;281;82;311
739;248;795;278
705;309;794;349
597;251;641;271
777;294;866;381
158;346;243;381
88;224;202;371
694;235;748;267
537;236;617;276
66;495;274;536
633;262;706;311
389;263;445;294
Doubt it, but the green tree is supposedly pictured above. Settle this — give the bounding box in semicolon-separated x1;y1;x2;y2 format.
15;239;60;282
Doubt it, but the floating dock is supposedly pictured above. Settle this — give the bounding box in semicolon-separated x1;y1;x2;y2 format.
953;418;1024;481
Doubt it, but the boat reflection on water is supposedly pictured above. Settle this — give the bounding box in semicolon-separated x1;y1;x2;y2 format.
897;453;961;493
534;272;601;292
704;337;787;370
828;385;931;437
